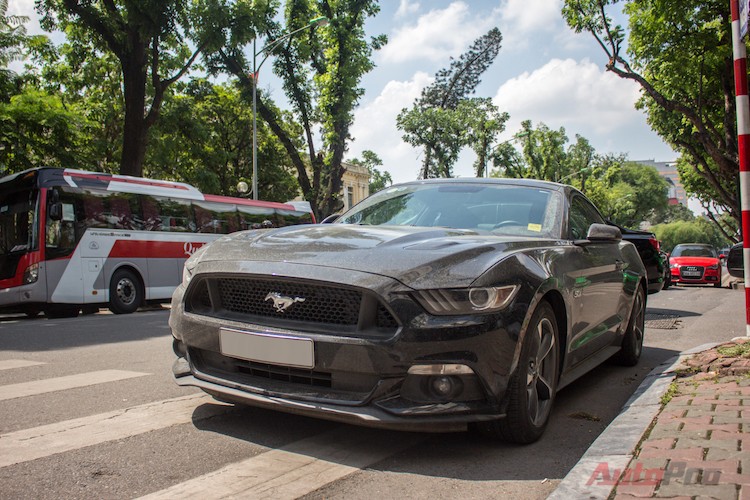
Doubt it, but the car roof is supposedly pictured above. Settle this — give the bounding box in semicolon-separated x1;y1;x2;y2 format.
393;177;568;192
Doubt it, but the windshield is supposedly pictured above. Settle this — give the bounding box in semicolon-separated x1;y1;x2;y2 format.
337;183;562;237
672;245;717;258
0;188;39;256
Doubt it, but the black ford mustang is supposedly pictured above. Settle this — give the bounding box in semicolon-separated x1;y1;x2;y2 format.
169;178;646;443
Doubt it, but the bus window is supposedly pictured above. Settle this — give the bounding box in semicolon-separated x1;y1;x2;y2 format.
107;194;138;230
276;209;314;227
193;202;240;234
237;205;275;230
140;196;192;232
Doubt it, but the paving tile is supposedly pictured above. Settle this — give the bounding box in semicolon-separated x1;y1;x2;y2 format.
656;482;737;499
641;438;676;450
681;412;717;422
719;473;750;486
639;447;704;461
615;481;657;497
683;423;740;433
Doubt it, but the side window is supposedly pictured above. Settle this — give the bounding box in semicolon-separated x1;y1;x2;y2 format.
192;202;240;234
568;195;605;240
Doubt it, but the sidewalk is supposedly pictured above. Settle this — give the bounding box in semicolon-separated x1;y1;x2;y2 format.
550;337;750;500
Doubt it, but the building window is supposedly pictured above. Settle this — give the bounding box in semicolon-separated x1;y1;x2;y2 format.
347;186;354;209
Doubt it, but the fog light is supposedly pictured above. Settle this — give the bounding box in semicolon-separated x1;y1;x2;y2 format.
431;376;454;396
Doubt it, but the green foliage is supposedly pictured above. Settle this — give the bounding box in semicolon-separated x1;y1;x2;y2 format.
35;0;233;177
397;105;466;178
397;28;503;179
563;0;740;233
0;87;93;174
349;150;392;194
146;80;298;201
649;203;696;225
463;98;509;178
652;218;728;253
498;121;668;227
204;0;383;220
0;0;28;100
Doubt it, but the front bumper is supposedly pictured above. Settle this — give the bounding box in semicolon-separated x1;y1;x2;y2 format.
169;262;529;431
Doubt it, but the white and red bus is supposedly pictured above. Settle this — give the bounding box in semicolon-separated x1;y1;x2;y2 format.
0;167;315;318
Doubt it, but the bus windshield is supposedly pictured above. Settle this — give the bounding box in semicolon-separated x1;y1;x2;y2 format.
0;188;39;256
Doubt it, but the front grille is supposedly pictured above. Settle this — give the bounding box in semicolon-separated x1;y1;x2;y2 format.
680;265;704;279
185;276;400;335
218;277;361;325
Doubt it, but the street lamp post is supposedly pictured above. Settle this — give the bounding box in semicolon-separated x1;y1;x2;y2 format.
251;16;328;200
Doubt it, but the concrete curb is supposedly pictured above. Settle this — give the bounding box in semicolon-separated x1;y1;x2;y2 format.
547;342;724;499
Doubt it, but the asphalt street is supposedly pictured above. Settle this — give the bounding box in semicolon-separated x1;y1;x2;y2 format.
0;283;744;499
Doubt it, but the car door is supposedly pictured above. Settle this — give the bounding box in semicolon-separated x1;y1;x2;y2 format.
565;194;626;366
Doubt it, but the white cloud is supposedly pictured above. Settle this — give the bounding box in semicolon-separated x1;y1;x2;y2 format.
348;73;434;183
497;0;565;50
395;0;421;18
493;58;641;135
8;0;44;34
378;2;498;64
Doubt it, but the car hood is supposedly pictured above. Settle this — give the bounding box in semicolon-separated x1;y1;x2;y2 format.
194;224;558;288
670;256;719;266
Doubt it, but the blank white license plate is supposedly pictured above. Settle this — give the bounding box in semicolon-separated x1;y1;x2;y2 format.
682;271;701;277
219;328;314;369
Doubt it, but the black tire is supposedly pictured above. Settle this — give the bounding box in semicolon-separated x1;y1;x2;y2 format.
714;281;722;288
44;305;80;319
476;301;559;444
613;285;646;366
109;268;143;314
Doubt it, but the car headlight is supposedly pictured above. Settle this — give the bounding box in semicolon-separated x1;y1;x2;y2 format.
670;263;679;269
707;264;719;270
412;285;518;315
23;263;39;284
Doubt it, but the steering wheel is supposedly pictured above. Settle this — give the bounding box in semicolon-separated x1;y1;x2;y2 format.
492;220;524;229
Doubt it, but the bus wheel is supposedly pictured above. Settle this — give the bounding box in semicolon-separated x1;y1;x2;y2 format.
45;305;80;319
109;269;143;314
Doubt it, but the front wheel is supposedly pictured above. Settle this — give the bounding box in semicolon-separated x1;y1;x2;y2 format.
109;269;143;314
475;300;559;444
613;285;646;366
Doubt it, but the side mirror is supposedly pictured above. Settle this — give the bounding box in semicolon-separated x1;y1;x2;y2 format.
585;223;622;242
48;202;63;221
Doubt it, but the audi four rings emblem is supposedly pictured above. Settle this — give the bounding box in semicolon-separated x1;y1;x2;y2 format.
265;292;306;313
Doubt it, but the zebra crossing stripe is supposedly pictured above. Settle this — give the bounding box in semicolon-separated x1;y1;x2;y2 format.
0;393;229;468
0;369;149;401
0;360;46;371
139;426;425;500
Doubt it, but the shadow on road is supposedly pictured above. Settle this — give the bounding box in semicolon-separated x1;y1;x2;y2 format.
187;345;679;483
0;309;171;352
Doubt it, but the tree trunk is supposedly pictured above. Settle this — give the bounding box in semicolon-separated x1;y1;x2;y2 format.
119;48;148;178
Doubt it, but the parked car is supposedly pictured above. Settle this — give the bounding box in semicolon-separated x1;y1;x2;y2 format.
669;243;722;287
660;251;671;289
727;242;744;279
616;226;665;294
169;178;647;444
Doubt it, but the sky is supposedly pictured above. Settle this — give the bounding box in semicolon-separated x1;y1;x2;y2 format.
8;0;678;186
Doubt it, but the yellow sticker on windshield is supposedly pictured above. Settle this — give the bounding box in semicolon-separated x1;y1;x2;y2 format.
527;223;542;232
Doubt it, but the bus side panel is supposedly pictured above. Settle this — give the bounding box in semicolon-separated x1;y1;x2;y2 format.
47;255;84;304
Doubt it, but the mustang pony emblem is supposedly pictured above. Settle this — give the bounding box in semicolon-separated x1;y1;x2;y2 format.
265;292;305;313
